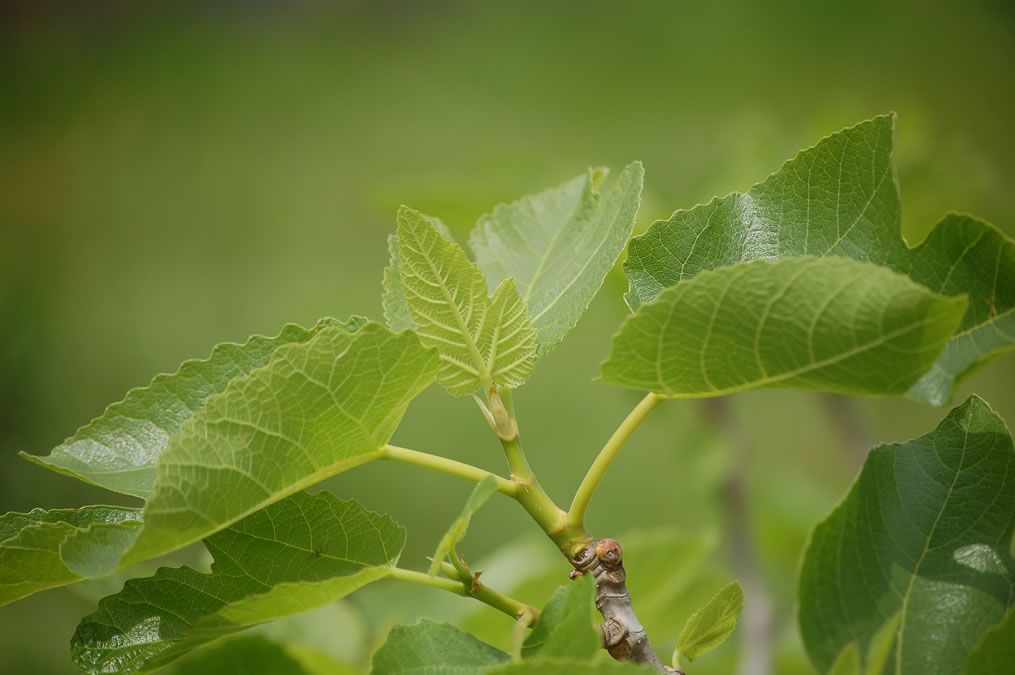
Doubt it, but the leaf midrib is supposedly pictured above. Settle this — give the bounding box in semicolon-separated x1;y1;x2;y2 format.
893;426;969;674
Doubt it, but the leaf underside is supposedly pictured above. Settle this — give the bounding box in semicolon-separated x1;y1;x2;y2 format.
3;320;438;606
20;319;353;499
72;491;404;675
0;506;142;606
397;205;537;395
623;114;1014;405
470;162;644;355
600;255;967;398
798;395;1015;674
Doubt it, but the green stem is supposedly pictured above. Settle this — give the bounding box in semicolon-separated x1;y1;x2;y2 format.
566;393;664;530
380;445;519;496
511;609;536;662
388;567;537;621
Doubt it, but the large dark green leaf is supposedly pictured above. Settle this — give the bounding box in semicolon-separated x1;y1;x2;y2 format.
0;506;141;606
798;395;1015;674
624;115;1014;405
21;320;350;498
72;491;404;675
600;256;966;398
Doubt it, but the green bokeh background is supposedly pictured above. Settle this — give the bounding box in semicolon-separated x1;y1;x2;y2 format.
2;1;1013;673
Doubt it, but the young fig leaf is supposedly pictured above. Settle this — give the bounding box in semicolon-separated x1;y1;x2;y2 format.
673;581;743;666
397;205;537;395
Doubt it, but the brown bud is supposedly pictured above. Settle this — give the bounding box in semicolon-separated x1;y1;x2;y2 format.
595;538;623;565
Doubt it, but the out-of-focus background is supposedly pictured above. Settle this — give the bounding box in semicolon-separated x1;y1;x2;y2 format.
2;1;1013;673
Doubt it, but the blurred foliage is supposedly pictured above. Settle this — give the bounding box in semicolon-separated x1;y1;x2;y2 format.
1;1;1013;673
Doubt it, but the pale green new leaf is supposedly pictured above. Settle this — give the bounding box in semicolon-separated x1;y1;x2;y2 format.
20;319;353;498
674;581;743;665
470;162;644;354
398;205;537;395
600;256;966;398
0;506;142;606
72;491;404;675
429;475;499;575
383;214;455;332
798;395;1015;674
121;321;438;567
521;575;600;661
623;115;1014;405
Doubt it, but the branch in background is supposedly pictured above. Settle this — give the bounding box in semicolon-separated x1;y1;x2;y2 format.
701;397;775;675
816;393;874;470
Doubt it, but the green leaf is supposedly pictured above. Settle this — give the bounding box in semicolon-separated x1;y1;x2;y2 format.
429;475;499;575
490;662;649;674
623;115;1015;405
674;581;743;665
600;256;966;398
826;644;861;675
370;619;509;674
122;321;438;567
169;635;359;675
963;607;1015;675
383;215;455;333
20;319;350;498
798;395;1015;674
72;491;404;675
0;506;142;606
521;575;600;661
470;162;644;355
397;206;537;395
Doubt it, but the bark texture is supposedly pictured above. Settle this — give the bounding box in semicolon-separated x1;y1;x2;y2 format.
570;538;681;673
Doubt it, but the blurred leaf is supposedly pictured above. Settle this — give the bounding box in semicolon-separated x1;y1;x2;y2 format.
0;506;141;606
383;216;455;333
20;319;351;498
798;395;1015;674
826;644;860;675
170;634;359;675
397;206;537;395
470;162;644;355
522;575;599;661
123;321;437;567
72;492;403;675
370;619;508;674
674;581;743;665
624;115;1015;405
492;663;649;674
429;476;499;575
600;256;965;397
963;607;1015;674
